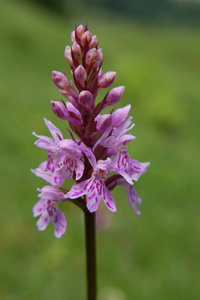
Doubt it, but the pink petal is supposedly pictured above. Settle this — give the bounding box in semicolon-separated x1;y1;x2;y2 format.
36;212;50;231
53;208;67;238
75;159;84;180
66;180;89;199
103;188;117;212
80;143;96;168
44;118;63;143
33;199;46;217
126;186;141;215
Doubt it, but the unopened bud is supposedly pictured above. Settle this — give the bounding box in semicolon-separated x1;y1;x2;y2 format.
51;101;82;126
95;114;112;131
93;48;103;68
51;101;69;120
104;86;125;107
80;31;92;47
76;24;85;38
78;90;93;111
52;71;69;90
64;46;74;68
85;48;97;66
70;31;75;43
89;35;98;49
74;65;87;85
66;102;81;119
72;41;82;62
98;71;116;88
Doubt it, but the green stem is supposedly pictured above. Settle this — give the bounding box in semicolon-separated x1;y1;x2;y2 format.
84;211;97;300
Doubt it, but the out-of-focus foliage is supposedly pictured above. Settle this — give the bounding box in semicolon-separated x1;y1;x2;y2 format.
1;0;200;299
24;0;200;25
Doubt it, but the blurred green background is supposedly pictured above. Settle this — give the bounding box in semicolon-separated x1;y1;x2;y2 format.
1;0;200;299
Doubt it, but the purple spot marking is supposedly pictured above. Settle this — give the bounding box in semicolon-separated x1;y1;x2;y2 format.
106;202;113;209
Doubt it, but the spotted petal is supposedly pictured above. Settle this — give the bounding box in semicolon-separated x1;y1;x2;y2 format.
52;207;67;238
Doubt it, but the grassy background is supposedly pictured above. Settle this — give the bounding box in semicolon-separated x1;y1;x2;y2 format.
0;0;200;299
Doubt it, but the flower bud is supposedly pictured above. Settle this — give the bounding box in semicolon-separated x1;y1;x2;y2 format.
76;24;85;38
95;114;112;131
80;31;92;47
70;31;75;43
78;90;93;111
74;65;87;85
89;35;98;49
64;46;74;68
104;86;125;107
72;41;82;62
93;48;103;68
51;101;69;120
52;71;69;90
85;48;97;66
98;71;116;88
66;102;81;119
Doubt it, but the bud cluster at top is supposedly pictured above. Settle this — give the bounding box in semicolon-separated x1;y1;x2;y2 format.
51;24;124;147
31;24;149;238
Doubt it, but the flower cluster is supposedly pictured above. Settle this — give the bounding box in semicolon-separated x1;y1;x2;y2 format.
32;24;149;238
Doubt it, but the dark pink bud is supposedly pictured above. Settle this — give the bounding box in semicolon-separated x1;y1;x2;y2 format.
85;48;97;66
98;71;116;88
59;91;79;109
72;41;82;62
51;101;82;126
51;101;69;120
64;46;74;68
89;35;98;49
52;71;69;90
80;31;92;47
93;48;103;68
78;90;93;111
74;65;87;85
104;86;125;107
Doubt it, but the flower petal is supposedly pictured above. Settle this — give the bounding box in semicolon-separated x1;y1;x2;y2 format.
103;188;117;212
80;142;96;168
33;199;46;217
36;211;50;231
44;118;63;143
58;139;82;159
53;208;67;238
111;167;133;185
66;180;89;199
126;185;141;215
86;179;103;212
75;159;84;180
130;160;150;181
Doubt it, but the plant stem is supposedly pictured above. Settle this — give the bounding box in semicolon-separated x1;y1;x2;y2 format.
84;211;97;300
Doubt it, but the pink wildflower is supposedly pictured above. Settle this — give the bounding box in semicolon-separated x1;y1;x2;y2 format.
33;186;67;238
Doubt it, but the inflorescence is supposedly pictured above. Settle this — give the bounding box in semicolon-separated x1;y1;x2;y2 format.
31;24;150;238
